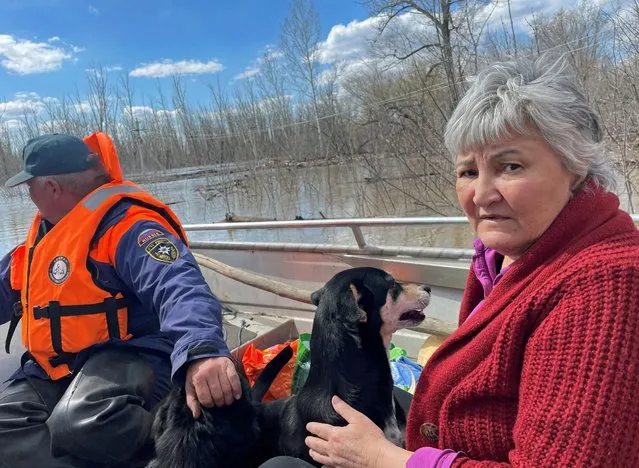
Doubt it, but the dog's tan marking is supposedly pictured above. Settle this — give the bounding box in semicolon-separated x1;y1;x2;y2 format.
350;283;368;322
380;283;431;348
349;284;361;302
402;283;426;301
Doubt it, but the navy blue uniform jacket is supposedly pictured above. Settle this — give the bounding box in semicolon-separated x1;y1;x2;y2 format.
0;200;229;402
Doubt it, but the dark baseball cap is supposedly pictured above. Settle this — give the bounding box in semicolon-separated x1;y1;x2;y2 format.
5;133;98;188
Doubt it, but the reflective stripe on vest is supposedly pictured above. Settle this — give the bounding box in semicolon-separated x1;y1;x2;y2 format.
82;185;142;211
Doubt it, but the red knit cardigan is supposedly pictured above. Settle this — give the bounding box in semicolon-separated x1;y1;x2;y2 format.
406;182;639;467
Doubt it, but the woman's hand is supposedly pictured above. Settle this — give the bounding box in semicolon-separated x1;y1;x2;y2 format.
305;396;412;468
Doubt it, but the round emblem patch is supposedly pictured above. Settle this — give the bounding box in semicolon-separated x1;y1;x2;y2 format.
145;238;179;264
48;256;70;284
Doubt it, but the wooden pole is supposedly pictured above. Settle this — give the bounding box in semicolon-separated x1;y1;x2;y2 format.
193;252;456;337
193;252;313;304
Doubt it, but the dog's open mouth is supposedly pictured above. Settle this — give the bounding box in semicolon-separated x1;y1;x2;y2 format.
399;309;426;322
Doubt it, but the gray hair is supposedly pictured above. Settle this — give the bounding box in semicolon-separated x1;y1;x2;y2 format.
444;53;616;191
34;156;111;197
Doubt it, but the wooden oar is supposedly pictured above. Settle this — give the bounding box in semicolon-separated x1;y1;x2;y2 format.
193;252;313;304
193;252;456;337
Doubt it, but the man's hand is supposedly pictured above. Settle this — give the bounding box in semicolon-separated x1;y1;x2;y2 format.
185;356;242;418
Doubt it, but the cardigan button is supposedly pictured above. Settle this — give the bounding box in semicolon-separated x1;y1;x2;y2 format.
420;422;439;442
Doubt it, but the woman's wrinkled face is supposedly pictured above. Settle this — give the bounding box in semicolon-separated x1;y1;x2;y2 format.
455;132;579;260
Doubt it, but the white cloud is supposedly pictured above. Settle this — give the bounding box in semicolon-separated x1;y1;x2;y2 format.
317;13;434;65
484;0;578;33
0;92;46;119
85;65;123;74
130;59;224;78
14;91;40;101
316;17;381;65
258;95;292;110
316;0;581;67
263;45;284;62
74;101;92;113
234;66;260;80
156;109;179;118
0;34;79;74
122;106;179;123
38;119;67;132
235;45;285;81
88;5;99;15
2;119;25;131
305;16;421;92
130;106;154;119
48;36;61;43
311;0;584;93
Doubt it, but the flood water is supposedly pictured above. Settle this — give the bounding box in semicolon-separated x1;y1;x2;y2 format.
0;158;480;257
1;157;636;257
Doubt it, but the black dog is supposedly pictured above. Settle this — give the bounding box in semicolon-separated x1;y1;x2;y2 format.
146;267;430;468
146;345;293;468
267;267;430;465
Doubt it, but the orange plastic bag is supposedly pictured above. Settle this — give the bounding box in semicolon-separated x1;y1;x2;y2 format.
242;340;298;401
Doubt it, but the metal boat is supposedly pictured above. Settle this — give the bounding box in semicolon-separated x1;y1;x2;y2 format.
0;216;473;382
187;216;473;360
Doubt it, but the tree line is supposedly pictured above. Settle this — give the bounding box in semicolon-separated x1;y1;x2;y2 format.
1;0;637;211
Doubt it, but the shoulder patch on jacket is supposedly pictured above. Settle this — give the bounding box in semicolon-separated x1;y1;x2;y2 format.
137;228;164;246
145;238;179;264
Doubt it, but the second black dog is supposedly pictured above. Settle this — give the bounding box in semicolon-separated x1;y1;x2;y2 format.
146;345;293;468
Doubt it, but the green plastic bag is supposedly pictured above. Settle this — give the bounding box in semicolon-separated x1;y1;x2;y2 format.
290;335;421;395
291;333;312;394
389;343;407;361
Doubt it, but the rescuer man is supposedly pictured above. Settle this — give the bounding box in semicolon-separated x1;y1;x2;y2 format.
0;132;240;467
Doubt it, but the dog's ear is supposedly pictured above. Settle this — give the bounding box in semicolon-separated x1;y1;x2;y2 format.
349;283;371;323
311;287;325;306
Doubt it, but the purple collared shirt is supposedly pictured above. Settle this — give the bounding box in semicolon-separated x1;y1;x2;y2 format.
466;238;511;322
406;239;509;468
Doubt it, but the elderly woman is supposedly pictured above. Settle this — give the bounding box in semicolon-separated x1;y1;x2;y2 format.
262;53;639;467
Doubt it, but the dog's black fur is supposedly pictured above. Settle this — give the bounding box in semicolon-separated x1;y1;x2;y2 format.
146;267;429;468
267;267;429;466
146;345;293;468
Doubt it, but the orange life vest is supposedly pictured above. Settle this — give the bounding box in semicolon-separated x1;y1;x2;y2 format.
8;181;188;380
6;131;187;380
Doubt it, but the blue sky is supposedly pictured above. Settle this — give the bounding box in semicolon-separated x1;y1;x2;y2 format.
0;0;370;119
0;0;586;126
